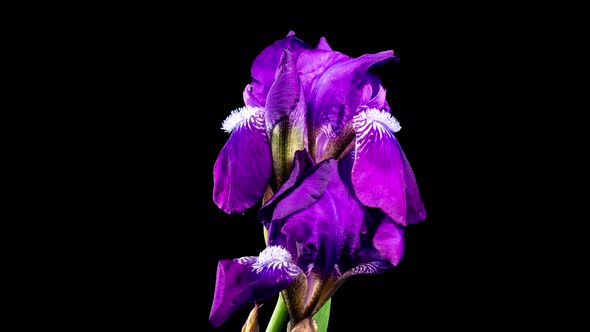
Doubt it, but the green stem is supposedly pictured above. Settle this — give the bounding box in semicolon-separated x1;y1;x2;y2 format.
266;293;288;332
313;298;331;332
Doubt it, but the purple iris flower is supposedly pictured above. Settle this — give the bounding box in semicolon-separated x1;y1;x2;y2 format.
211;150;405;327
210;31;426;328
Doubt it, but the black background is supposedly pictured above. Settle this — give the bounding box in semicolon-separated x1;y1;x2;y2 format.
1;5;589;331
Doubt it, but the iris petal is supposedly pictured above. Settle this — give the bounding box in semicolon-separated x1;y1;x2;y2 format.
351;109;426;225
276;159;365;279
359;73;390;112
213;107;272;214
250;31;312;107
309;51;396;136
297;48;349;100
209;259;254;327
209;246;302;327
341;254;393;277
242;84;263;108
401;148;428;224
372;216;405;266
316;36;332;51
258;149;322;227
265;49;309;187
265;49;301;131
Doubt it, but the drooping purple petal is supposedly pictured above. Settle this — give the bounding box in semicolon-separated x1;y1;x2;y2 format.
372;215;405;266
351;109;426;226
213;107;272;214
209;246;302;327
276;159;365;279
309;51;396;136
340;248;394;277
250;31;312;107
332;208;401;277
258;150;330;227
401;148;428;224
209;259;250;327
258;149;323;228
270;160;330;225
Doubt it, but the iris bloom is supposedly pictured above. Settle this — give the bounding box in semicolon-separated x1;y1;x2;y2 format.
210;31;426;330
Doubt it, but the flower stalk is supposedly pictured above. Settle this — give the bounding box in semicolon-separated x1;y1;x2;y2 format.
266;293;288;332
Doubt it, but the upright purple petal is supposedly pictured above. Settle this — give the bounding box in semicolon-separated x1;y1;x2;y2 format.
213;107;272;214
309;51;396;136
209;246;302;327
351;109;426;225
297;48;349;99
265;48;304;131
316;36;332;51
250;31;312;107
265;49;308;186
